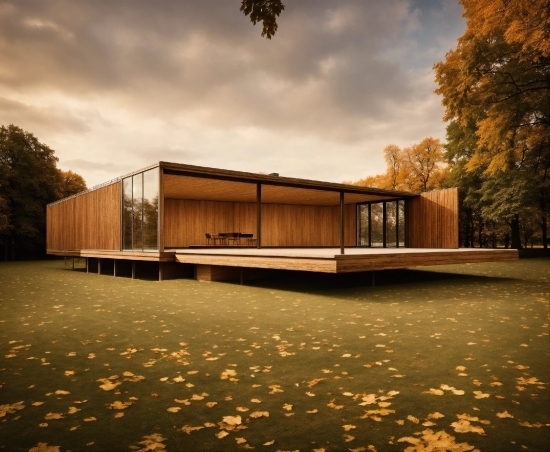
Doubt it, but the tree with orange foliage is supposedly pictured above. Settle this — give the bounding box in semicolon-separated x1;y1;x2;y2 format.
353;138;446;193
434;0;549;248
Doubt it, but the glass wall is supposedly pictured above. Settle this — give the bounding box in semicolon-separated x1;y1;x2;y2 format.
122;178;133;250
357;200;406;247
143;169;159;250
386;201;397;247
370;202;384;247
357;204;369;246
398;200;405;247
121;168;159;251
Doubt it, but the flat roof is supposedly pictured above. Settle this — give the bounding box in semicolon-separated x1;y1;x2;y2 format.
49;161;418;207
160;161;416;200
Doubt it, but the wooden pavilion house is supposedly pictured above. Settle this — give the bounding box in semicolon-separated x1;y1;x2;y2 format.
47;162;517;281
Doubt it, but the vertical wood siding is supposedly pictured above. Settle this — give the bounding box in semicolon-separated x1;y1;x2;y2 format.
164;199;356;247
406;188;459;248
46;183;121;251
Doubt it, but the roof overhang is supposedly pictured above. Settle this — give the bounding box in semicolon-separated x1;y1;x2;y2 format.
160;162;416;206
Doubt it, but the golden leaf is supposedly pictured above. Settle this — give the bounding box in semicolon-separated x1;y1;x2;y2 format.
222;415;242;425
83;417;96;422
306;409;318;414
236;407;249;412
343;424;356;431
167;407;181;413
99;382;120;391
496;411;514;419
216;431;229;439
235;437;247;444
249;411;269;418
425;388;444;396
283;404;293;411
44;412;64;420
206;402;217;408
263;439;275;445
181;425;204;434
473;391;490;399
109;401;132;410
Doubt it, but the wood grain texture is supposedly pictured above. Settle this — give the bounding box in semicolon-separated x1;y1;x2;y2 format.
46;183;121;251
164;199;356;247
334;249;518;272
406;188;459;248
177;248;518;274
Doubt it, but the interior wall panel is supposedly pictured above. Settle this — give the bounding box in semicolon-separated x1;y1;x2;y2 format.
164;199;356;247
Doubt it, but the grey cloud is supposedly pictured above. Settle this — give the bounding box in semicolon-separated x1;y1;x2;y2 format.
0;0;458;140
1;0;464;187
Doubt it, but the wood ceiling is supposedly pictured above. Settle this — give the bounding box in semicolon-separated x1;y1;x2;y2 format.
163;174;406;206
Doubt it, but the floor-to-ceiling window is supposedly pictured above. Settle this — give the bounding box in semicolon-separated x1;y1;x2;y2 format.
357;200;406;247
122;168;159;251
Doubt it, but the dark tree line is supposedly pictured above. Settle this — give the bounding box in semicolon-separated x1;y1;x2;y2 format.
0;124;87;260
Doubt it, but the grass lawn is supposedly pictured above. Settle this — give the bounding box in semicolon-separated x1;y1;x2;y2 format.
0;258;548;452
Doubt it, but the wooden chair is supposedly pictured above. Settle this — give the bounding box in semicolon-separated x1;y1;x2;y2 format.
241;233;256;246
217;233;227;245
227;232;241;245
205;233;213;245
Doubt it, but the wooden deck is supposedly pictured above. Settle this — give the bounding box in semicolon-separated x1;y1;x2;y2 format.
173;247;519;273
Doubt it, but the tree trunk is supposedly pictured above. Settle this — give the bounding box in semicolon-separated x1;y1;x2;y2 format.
504;233;510;249
464;219;471;247
478;221;483;248
510;215;521;249
542;216;548;249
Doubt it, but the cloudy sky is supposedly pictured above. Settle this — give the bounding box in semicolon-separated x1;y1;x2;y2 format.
0;0;465;188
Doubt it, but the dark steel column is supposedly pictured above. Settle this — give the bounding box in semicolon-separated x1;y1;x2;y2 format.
256;183;262;249
340;191;345;255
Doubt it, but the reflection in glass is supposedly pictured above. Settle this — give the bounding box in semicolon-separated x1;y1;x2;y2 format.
398;200;405;247
132;173;143;250
386;201;397;247
356;200;406;248
370;202;384;247
122;177;133;250
357;204;369;246
143;169;159;250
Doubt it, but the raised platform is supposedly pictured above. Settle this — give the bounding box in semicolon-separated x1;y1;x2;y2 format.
173;247;519;273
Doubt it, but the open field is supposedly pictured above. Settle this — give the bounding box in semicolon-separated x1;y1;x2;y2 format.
0;259;548;451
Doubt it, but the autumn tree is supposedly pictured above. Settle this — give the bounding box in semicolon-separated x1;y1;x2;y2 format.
240;0;285;39
58;169;87;199
0;124;86;260
434;0;550;248
353;138;447;193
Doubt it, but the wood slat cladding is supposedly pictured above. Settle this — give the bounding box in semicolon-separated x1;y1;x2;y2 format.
164;199;356;247
163;174;392;206
47;183;121;251
406;188;459;248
